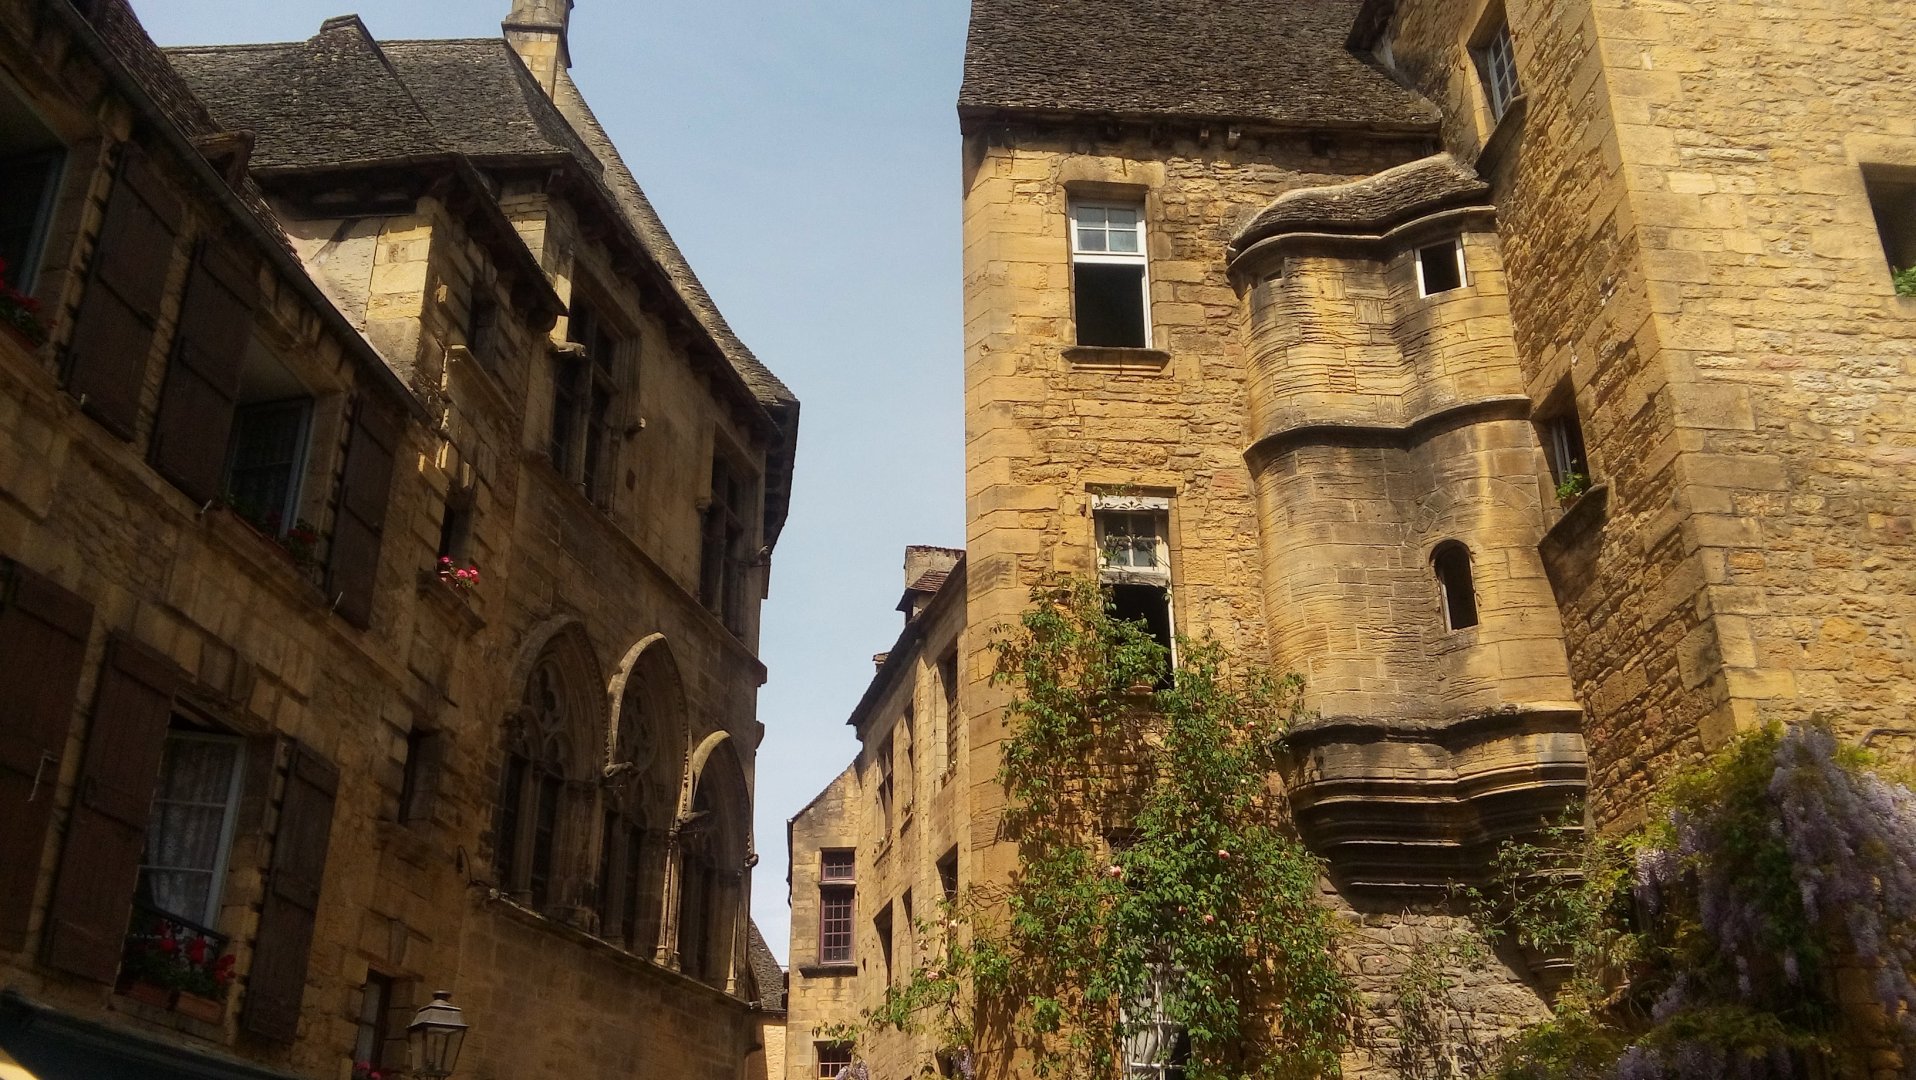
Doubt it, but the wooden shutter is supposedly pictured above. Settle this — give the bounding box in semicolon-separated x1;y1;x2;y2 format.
63;145;182;440
0;560;93;950
42;636;180;983
326;394;402;629
151;246;257;504
242;742;339;1042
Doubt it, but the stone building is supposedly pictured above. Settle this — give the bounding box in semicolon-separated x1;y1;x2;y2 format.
787;0;1916;1076
0;1;794;1077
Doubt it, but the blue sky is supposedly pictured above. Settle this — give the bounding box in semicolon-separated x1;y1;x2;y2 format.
128;0;971;963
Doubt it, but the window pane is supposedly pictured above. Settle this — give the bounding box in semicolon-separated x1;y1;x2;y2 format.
821;850;856;881
139;735;241;925
1073;204;1108;229
1077;224;1108;253
227;401;309;533
1074;263;1148;348
1106;226;1140;254
1106;206;1138;228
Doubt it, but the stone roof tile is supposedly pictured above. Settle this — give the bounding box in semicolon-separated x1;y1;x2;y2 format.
959;0;1439;131
1231;153;1489;253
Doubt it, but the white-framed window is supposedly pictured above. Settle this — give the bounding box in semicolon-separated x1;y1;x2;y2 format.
1094;494;1175;670
1122;967;1190;1080
1416;240;1467;297
1070;201;1151;348
1474;19;1521;122
137;729;247;928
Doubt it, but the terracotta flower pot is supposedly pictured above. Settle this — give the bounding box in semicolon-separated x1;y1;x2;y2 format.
124;981;173;1009
173;990;225;1023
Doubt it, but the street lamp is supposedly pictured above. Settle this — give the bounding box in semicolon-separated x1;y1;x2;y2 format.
405;990;469;1079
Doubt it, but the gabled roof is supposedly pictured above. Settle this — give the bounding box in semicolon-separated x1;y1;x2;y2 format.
164;20;796;410
958;0;1439;133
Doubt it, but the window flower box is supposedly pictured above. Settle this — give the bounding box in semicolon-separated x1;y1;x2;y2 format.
0;258;48;349
119;905;237;1018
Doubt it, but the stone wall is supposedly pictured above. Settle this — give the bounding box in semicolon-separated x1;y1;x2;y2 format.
1376;0;1916;823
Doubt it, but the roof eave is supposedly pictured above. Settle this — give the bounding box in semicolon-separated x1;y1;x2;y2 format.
955;102;1440;139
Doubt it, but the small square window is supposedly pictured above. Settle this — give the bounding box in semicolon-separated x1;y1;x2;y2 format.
821;849;856;882
816;1043;854;1080
1417;240;1466;296
1071;200;1151;348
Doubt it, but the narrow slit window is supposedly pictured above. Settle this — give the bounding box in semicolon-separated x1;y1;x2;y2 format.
874;904;894;984
1540;400;1591;492
1433;542;1479;631
1071;201;1150;348
1417;240;1466;297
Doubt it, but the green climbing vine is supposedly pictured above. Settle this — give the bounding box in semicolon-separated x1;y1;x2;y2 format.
830;577;1359;1079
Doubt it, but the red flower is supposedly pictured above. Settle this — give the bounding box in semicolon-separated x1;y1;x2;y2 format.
187;936;207;964
159;936;180;955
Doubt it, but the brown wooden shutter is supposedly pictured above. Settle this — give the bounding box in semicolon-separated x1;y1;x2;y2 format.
326;394;402;629
242;742;339;1043
151;245;257;505
0;560;93;950
42;636;180;983
63;145;183;440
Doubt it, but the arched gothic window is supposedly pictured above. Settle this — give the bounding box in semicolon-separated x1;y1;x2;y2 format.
1432;541;1479;631
598;642;686;954
498;637;594;912
677;740;747;988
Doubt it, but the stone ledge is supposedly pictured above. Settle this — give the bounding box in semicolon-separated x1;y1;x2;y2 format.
1475;93;1529;174
1245;395;1532;464
1060;345;1171;373
1540;481;1610;558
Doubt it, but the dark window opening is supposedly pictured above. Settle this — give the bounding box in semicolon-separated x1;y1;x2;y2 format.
940;650;960;775
1074;262;1148;347
1540;402;1590;489
528;773;561;909
938;847;959;904
436;483;475;562
552;291;623;498
496;753;528;886
874;904;894;984
0;87;64;295
352;972;395;1071
699;453;754;634
398;728;443;825
225;398;311;539
876;733;896;834
1110;583;1174;665
620;825;644;950
821;849;856;882
1865;171;1916;292
1418;241;1465;296
465;289;499;369
1433;542;1480;631
594;812;646;951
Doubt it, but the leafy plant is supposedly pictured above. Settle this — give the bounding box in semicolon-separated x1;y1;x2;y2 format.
1482;721;1916;1079
1381;924;1505;1080
120;909;236;998
1894;265;1916;297
1556;473;1591;504
837;578;1357;1080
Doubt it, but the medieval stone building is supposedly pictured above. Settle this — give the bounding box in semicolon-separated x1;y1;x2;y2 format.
0;0;795;1077
787;0;1916;1076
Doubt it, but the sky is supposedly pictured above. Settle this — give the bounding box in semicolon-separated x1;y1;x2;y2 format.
128;0;972;964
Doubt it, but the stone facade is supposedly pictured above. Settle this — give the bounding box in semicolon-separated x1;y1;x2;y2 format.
788;0;1916;1076
0;2;792;1078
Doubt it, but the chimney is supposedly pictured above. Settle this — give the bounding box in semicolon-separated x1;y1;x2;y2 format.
504;0;573;96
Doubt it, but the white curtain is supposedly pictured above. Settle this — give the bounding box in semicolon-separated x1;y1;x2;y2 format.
139;735;241;925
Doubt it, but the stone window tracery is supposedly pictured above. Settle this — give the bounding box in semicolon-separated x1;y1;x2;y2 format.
498;650;585;912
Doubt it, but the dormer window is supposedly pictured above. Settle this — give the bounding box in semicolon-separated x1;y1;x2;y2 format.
1071;201;1151;348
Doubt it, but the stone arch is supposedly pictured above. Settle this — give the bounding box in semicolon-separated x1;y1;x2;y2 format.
594;633;691;953
673;734;751;991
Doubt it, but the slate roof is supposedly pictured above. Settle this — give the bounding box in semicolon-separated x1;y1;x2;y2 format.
959;0;1439;131
164;23;795;411
745;921;786;1012
1231;153;1489;253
